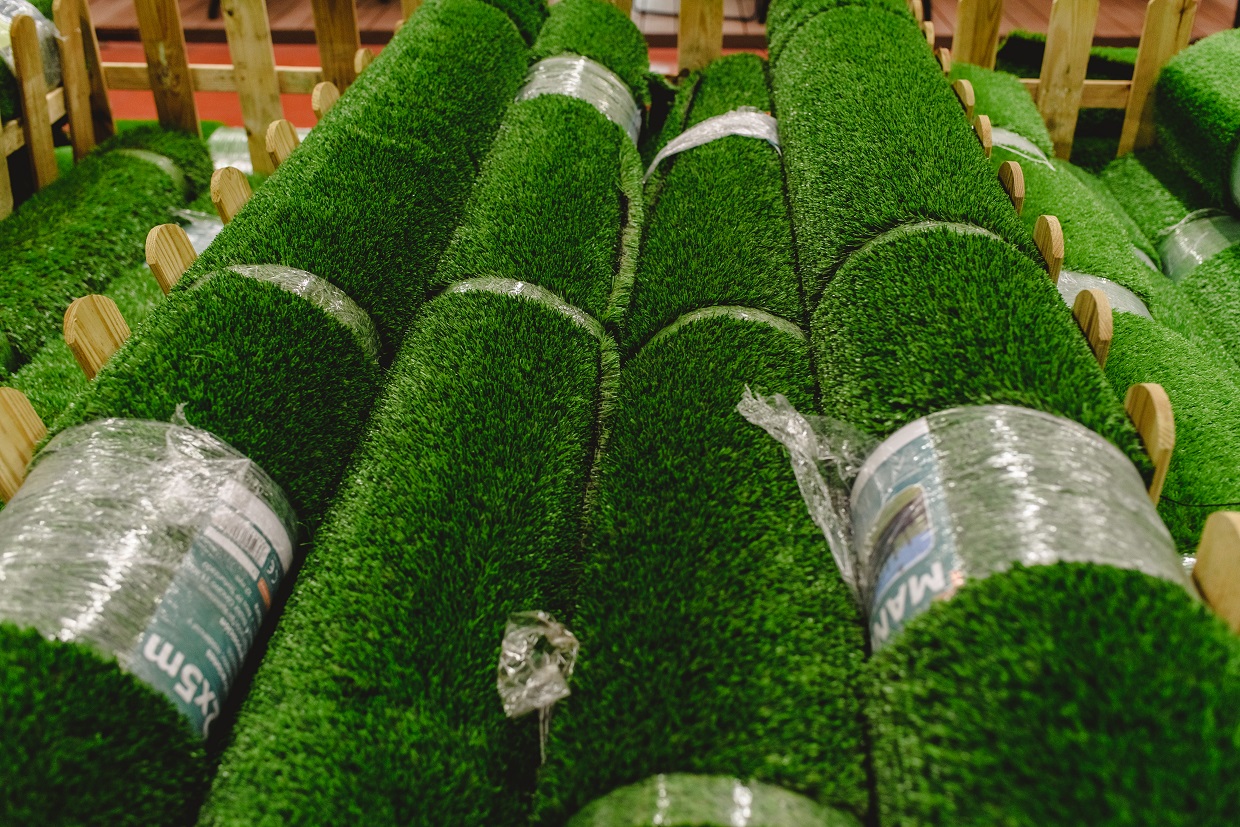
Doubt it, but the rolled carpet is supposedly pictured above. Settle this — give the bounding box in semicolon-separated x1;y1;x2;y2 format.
1156;28;1240;207
533;55;867;824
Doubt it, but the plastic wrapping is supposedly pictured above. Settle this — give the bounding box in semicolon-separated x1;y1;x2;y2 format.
446;277;607;340
171;208;225;254
0;417;298;738
1157;209;1240;282
644;107;780;182
496;610;579;719
206;125;309;175
1056;270;1152;319
114;149;189;199
739;393;1189;649
566;774;862;827
0;0;60;91
218;264;381;363
514;55;641;145
991;127;1055;169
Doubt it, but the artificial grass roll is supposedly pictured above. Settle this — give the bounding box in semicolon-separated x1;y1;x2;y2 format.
947;62;1053;156
200;285;617;826
533;315;868;823
0;126;210;369
186;0;538;351
1156;28;1240;206
624;54;799;351
526;0;648;106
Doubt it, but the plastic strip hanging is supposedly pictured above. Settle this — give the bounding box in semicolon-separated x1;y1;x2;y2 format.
0;0;61;90
1157;209;1240;282
739;393;1189;650
991;127;1055;169
170;208;225;254
514;54;641;145
643;106;780;182
0;417;299;738
1056;270;1152;319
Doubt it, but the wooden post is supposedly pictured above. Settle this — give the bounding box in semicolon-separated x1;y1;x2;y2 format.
264;118;300;168
1194;512;1240;633
1037;0;1101;159
936;47;952;72
211;167;253;223
0;387;46;502
310;0;361;90
146;223;198;293
78;0;116;141
12;15;58;189
1035;215;1065;282
134;0;201;134
611;0;632;16
677;0;723;73
64;295;130;380
972;113;992;157
220;0;283;175
998;160;1025;213
353;47;374;75
54;0;98;160
922;20;936;48
953;78;976;119
400;0;420;21
1125;382;1174;505
0;153;14;220
1117;0;1198;156
951;0;1004;68
311;81;340;121
1072;288;1113;367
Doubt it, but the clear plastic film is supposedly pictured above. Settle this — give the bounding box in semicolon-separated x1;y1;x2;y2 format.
114;149;189;200
514;55;641;145
1157;209;1240;282
496;610;578;761
0;0;60;91
206;125;308;175
739;395;1188;650
1056;270;1152;319
171;208;225;254
0;417;298;738
217;265;381;363
643;107;780;182
566;774;862;827
991;127;1055;169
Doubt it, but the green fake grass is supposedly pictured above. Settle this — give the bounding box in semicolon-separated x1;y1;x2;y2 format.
0;126;210;370
948;62;1053;155
1157;28;1240;206
769;1;1038;301
186;0;538;352
867;563;1240;825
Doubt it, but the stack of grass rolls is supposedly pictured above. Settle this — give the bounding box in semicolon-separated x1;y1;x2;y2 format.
196;1;647;823
532;54;866;826
0;125;212;377
769;0;1240;821
0;0;544;823
952;62;1240;552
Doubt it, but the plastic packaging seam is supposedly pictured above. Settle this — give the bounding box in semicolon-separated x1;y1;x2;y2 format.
643;107;780;182
1157;208;1240;282
641;306;806;356
991;127;1055;169
444;277;606;340
839;219;1003;273
1055;270;1152;319
113;149;190;200
0;0;61;89
514;54;641;145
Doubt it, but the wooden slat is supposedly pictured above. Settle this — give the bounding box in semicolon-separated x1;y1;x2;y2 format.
1037;0;1102;158
1118;0;1199;155
0;152;13;219
1125;382;1174;505
220;0;283;175
265;117;300;167
12;15;58;189
64;295;131;380
1194;511;1240;633
1020;77;1132;109
310;0;360;90
952;0;1004;68
1035;214;1065;282
953;78;975;119
146;223;198;293
134;0;201;134
973;113;992;157
678;0;723;73
999;160;1025;213
1072;287;1113;367
78;0;115;142
103;62;323;94
610;0;632;17
211;166;253;223
311;80;339;120
0;388;46;503
400;0;420;21
1;88;66;157
353;46;374;74
54;0;97;160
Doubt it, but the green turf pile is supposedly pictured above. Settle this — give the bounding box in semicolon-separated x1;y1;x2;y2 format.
0;125;211;373
195;2;647;823
186;0;545;352
1156;28;1240;207
532;55;867;825
958;63;1240;552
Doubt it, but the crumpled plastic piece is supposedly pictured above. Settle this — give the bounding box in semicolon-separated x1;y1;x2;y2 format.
0;0;60;91
497;610;579;719
644;106;781;182
515;55;641;145
1056;270;1152;319
171;208;225;254
991;127;1055;169
1158;208;1240;282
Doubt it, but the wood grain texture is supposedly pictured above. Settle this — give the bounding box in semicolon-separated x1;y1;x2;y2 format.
220;0;283;175
311;80;339;120
1021;77;1131;109
936;46;952;72
1034;214;1064;282
54;0;98;160
678;0;723;72
134;0;201;134
77;0;115;142
0;387;46;502
64;295;131;380
353;46;374;73
951;0;1004;67
12;15;58;189
399;0;419;21
998;159;1025;213
310;0;360;89
0;153;13;220
1037;0;1101;158
1118;0;1199;155
1072;287;1113;367
1194;511;1240;633
104;62;323;94
1125;382;1175;504
972;113;992;157
211;166;253;223
265;117;300;167
922;19;936;46
146;223;198;294
953;78;975;119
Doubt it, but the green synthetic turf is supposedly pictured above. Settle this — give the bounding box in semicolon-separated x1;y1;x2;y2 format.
186;0;537;352
867;563;1240;825
527;0;649;106
0;0;55;122
533;55;868;824
947;62;1053;155
0;126;210;371
768;1;1038;301
1157;28;1240;206
764;0;906;67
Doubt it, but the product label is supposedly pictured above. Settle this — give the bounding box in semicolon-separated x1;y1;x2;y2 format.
127;479;293;738
851;420;963;650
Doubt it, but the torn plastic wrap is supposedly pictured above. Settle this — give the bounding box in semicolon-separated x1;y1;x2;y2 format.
644;107;780;182
0;0;60;91
739;392;1189;649
171;208;225;254
0;417;298;738
566;774;862;827
991;127;1054;169
497;610;578;761
1158;209;1240;282
514;55;641;145
1055;270;1152;319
